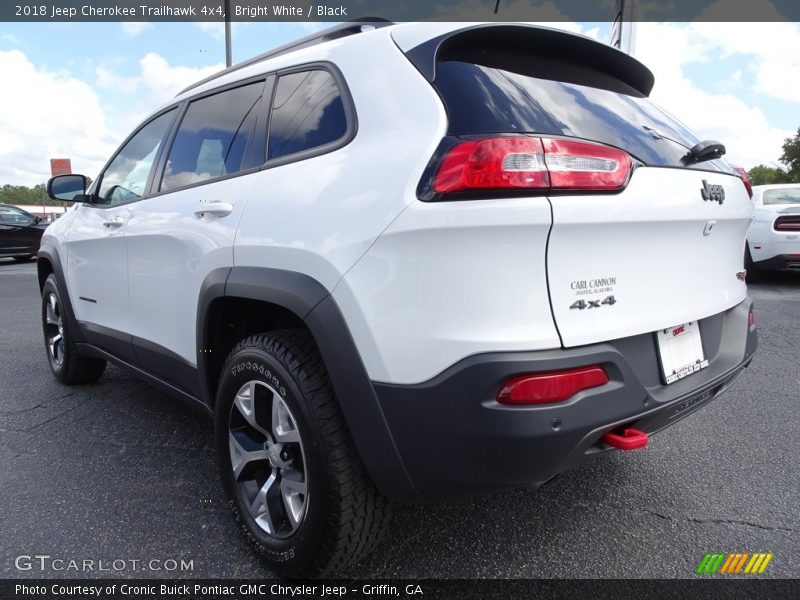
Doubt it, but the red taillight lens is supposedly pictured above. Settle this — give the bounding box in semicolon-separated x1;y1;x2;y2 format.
734;166;753;198
542;138;631;190
748;307;756;330
432;136;631;195
497;365;609;405
434;137;549;193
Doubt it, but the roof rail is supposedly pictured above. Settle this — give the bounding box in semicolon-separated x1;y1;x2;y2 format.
177;17;393;97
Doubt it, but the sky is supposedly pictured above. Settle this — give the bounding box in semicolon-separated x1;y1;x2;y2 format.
0;18;798;186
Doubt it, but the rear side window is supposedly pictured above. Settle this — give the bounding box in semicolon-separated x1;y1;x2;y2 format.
434;55;727;171
267;70;347;161
161;81;264;192
763;188;800;205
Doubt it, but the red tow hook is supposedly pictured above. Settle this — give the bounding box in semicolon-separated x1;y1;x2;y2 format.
601;428;649;450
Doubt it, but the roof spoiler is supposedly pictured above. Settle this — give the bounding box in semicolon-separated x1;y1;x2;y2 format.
178;18;393;97
403;24;655;97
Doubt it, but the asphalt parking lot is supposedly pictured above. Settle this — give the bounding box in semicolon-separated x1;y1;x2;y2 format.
1;258;798;579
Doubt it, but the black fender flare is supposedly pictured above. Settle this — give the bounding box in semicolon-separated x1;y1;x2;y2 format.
197;266;421;501
36;246;85;344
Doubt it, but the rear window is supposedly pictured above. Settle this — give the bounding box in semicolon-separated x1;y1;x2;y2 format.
434;59;728;171
763;188;800;205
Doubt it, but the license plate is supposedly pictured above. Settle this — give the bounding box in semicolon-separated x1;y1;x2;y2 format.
656;321;709;384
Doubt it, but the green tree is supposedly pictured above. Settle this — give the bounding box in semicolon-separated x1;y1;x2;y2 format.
0;184;48;206
780;128;800;182
747;164;789;186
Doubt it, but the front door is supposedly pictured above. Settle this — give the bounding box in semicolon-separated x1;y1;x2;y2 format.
124;80;267;395
64;108;177;357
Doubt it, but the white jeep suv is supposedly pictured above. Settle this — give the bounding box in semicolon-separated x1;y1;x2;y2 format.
39;22;758;576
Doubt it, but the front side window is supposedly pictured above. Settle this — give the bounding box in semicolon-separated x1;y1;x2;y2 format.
160;81;264;192
267;70;348;161
97;109;176;206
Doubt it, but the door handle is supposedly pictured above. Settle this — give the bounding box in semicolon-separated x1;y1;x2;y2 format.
102;216;126;229
194;201;234;219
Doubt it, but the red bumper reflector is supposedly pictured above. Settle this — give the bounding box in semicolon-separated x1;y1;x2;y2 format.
601;428;649;450
497;365;608;405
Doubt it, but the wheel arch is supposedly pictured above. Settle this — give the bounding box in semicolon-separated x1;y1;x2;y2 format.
197;266;421;501
36;246;84;344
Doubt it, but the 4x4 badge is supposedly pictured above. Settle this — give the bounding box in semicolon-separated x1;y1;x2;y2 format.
700;180;725;204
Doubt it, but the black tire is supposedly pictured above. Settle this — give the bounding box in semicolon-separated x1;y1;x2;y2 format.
744;245;760;283
215;330;389;577
12;255;34;262
41;274;106;384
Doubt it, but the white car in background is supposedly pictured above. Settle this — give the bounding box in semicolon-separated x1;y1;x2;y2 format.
746;184;800;276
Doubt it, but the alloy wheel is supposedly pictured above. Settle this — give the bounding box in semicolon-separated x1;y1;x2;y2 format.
228;380;308;539
44;293;65;366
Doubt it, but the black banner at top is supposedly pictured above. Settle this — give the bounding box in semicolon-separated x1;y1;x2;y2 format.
2;0;800;23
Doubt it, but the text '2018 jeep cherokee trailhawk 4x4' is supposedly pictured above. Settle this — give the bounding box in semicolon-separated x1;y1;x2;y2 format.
39;22;757;576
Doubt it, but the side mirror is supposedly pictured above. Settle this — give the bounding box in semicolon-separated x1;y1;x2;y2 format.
47;174;88;203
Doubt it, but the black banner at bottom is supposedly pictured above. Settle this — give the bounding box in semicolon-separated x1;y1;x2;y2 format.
3;579;799;600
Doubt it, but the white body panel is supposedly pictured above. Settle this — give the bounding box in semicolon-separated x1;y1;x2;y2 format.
125;176;254;365
747;184;800;264
335;197;559;384
44;22;755;391
234;32;446;291
63;203;132;333
547;168;752;347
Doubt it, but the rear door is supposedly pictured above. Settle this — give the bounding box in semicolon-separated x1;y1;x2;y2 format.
124;78;267;394
411;24;753;348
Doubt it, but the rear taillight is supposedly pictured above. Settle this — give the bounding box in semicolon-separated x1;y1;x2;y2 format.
431;136;631;196
497;365;609;405
541;138;631;190
733;166;753;198
774;216;800;231
434;137;549;193
748;307;756;331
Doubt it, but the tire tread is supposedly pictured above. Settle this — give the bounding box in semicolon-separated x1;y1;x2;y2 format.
226;330;389;576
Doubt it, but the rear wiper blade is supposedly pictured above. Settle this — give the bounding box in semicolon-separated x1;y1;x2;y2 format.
643;125;726;165
681;140;726;165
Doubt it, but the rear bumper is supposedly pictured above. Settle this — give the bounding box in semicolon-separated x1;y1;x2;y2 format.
753;253;800;271
373;298;757;501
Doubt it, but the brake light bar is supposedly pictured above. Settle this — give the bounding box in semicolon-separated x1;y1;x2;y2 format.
432;136;631;195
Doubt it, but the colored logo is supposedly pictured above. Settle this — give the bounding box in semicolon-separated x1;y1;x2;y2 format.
696;552;773;575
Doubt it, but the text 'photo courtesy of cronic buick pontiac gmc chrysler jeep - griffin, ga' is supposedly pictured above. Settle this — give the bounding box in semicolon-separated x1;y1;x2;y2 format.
38;21;758;576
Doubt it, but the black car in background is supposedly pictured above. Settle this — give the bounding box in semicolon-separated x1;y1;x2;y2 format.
0;204;48;262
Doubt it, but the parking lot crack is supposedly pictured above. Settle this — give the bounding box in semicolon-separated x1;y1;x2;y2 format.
638;507;797;534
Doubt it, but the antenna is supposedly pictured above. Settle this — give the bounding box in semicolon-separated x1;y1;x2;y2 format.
610;0;638;56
